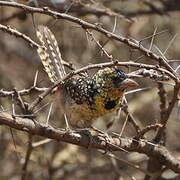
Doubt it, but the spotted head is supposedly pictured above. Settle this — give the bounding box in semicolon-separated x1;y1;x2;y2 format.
93;67;138;97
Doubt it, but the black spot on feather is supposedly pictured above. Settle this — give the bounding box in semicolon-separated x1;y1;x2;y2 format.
104;100;116;110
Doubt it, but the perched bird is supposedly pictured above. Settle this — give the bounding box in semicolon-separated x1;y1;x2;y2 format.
36;26;138;127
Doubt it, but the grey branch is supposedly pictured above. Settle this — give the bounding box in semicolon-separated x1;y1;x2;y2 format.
0;112;180;174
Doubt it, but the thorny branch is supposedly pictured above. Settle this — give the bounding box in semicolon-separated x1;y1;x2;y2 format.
0;1;179;81
0;112;180;174
0;23;176;80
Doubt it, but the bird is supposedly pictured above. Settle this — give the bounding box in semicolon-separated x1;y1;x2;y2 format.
36;25;138;128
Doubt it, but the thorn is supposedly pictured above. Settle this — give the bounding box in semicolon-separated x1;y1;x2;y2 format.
64;114;70;130
125;87;151;95
34;102;50;114
134;55;144;62
149;27;157;51
43;7;49;11
46;103;53;126
154;45;168;61
175;64;180;72
119;113;129;137
163;33;177;55
33;70;39;87
112;16;117;33
11;94;16;119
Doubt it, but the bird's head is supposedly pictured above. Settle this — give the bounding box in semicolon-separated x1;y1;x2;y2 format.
93;67;138;95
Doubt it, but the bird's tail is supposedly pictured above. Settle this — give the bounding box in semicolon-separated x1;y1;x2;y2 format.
36;25;66;83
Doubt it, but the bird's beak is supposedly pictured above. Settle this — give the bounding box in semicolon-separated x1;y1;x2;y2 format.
120;79;138;89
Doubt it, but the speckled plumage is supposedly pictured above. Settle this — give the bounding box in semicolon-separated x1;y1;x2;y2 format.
57;67;137;127
36;26;138;127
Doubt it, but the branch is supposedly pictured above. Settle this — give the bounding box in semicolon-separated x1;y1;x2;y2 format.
0;23;176;81
154;83;180;142
0;23;40;48
0;1;179;80
0;112;179;174
0;87;48;97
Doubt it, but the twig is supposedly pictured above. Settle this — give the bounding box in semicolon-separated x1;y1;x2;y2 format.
134;124;163;140
128;69;170;81
99;150;153;176
119;113;129;137
86;29;113;61
32;138;52;148
139;29;169;43
149;27;157;51
0;87;48;97
154;83;180;142
0;23;40;48
121;103;141;134
46;103;53;126
163;34;177;55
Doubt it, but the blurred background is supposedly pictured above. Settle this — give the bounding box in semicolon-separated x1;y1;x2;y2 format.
0;0;180;179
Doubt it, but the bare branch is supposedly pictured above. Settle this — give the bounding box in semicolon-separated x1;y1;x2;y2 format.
0;112;180;174
154;83;180;142
0;23;40;48
0;1;179;80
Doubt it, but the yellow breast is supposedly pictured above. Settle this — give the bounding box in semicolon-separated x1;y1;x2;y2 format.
93;89;124;116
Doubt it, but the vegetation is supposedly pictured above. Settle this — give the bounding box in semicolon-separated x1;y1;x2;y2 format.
0;0;180;179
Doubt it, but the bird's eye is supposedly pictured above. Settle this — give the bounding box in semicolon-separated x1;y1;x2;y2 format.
112;76;123;85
